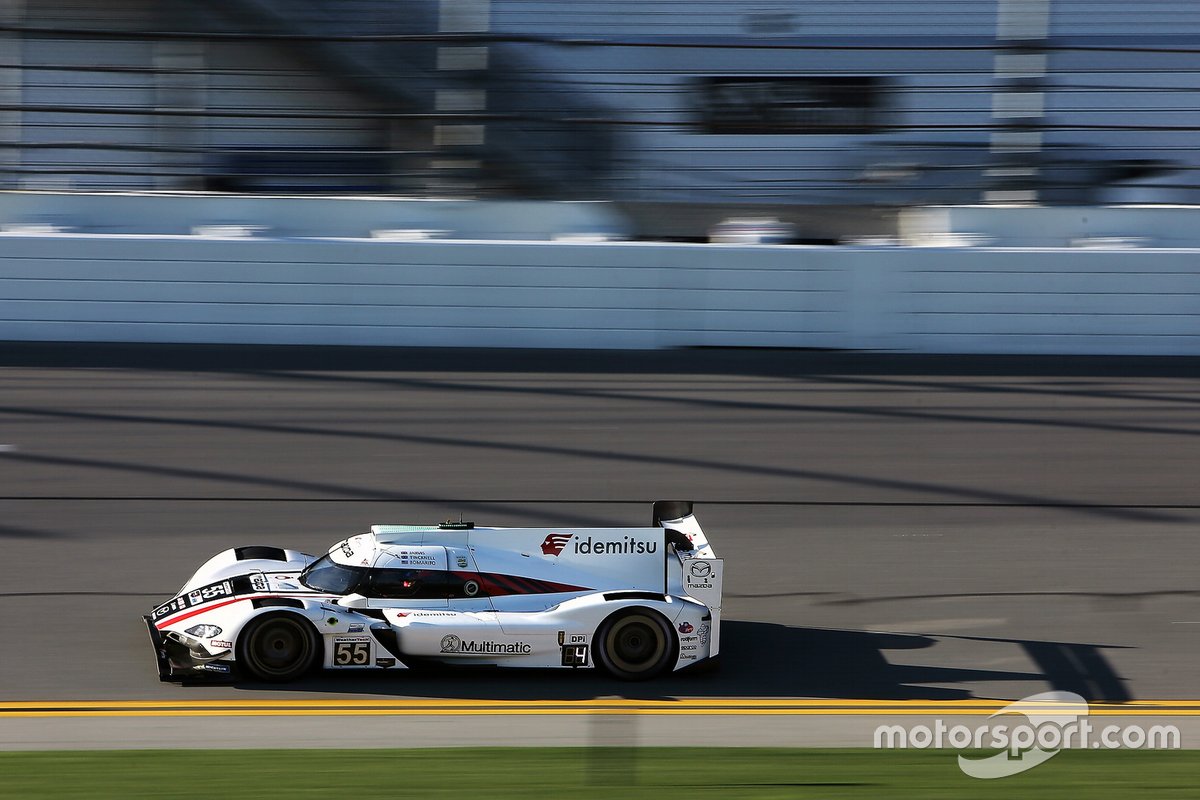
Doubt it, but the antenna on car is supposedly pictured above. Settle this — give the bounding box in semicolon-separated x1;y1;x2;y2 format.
438;512;474;531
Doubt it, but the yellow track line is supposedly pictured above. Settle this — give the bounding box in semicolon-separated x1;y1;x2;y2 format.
9;698;1200;708
4;699;1200;718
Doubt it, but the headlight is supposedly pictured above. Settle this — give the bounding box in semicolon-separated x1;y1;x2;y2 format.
185;624;223;638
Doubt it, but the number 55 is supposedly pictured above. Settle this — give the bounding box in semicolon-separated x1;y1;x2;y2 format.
333;641;369;666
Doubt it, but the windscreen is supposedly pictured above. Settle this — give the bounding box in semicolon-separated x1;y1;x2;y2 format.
299;553;366;595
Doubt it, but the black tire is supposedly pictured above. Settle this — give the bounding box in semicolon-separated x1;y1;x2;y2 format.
237;613;318;682
593;609;676;681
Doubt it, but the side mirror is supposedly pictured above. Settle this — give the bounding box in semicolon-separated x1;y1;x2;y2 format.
335;593;371;608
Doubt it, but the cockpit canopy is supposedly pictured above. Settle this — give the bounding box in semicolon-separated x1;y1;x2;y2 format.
297;544;480;599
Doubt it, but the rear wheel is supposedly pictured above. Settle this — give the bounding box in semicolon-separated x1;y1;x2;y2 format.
594;609;675;680
237;614;318;682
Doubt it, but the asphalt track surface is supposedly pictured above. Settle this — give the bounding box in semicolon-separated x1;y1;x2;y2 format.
1;344;1199;747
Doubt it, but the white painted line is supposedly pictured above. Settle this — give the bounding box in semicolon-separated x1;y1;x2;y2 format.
0;444;17;452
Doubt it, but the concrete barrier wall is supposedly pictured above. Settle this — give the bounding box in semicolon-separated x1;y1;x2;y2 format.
1;233;1198;354
0;193;631;240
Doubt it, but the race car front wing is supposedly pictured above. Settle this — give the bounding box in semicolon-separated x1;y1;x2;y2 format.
143;615;235;680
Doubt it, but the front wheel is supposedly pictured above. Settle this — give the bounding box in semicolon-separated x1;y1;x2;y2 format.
594;609;675;681
237;613;318;682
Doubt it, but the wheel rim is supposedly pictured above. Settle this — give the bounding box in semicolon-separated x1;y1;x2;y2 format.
605;614;667;675
247;618;312;677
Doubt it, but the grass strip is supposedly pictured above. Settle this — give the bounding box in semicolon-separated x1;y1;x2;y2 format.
1;747;1198;799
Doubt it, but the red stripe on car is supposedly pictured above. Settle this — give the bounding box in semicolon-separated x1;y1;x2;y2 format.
452;570;589;596
154;594;321;629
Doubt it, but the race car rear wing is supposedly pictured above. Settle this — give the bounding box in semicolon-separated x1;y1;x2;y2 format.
655;500;723;655
653;500;715;559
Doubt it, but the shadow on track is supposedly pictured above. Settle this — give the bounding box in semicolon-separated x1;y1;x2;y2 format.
215;620;1131;702
3;342;1198;380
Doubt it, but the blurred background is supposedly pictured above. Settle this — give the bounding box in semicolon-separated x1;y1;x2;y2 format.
2;0;1199;241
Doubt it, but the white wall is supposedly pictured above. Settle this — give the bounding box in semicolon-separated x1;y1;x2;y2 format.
1;233;1197;354
0;191;631;239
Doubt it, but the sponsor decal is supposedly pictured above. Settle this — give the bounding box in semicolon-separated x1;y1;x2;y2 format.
686;561;716;591
340;541;355;559
150;579;234;621
558;631;588;646
410;611;458;618
573;536;657;556
440;635;533;655
680;635;699;644
698;623;710;645
680;653;698;661
211;640;233;650
151;598;187;621
250;574;269;592
348;624;365;633
681;644;698;651
540;533;572;556
201;662;231;673
376;657;396;668
456;555;470;568
327;617;339;626
678;622;694;634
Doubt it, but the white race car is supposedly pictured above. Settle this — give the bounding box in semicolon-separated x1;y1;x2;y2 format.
145;501;722;682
